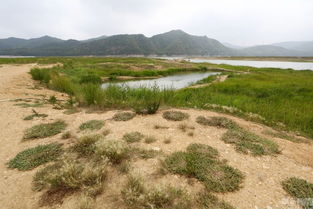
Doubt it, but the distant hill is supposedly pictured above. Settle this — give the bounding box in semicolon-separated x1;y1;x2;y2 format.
272;41;313;56
0;30;311;56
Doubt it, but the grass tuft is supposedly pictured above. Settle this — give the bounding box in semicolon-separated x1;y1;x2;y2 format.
262;129;307;143
196;116;238;129
8;143;63;171
163;111;189;121
113;112;136;121
163;143;244;193
71;134;102;157
79;120;104;131
95;139;130;164
61;131;72;139
123;132;144;143
144;136;157;144
197;191;235;209
23;120;67;140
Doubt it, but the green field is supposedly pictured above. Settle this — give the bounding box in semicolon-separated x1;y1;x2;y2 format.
2;57;313;138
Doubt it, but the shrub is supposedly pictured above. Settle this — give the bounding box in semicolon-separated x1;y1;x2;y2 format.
79;84;105;106
163;143;244;193
79;120;104;131
48;95;57;104
113;112;136;121
71;134;102;157
23;120;67;140
95;139;130;164
163;111;189;121
79;74;102;84
29;68;51;84
196;116;238;129
8;143;63;171
123;132;144;143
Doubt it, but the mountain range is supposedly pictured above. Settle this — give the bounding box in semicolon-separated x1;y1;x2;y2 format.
0;30;312;57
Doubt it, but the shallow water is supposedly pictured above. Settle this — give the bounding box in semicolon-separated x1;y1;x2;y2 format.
189;59;313;70
102;72;219;89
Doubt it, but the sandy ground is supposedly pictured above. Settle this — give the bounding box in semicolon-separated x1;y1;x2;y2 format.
0;64;313;209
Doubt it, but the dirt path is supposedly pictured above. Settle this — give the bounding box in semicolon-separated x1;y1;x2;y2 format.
0;64;313;209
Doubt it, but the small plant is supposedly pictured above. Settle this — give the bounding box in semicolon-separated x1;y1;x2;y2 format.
144;136;157;144
196;116;238;129
8;143;63;171
48;95;57;104
163;143;244;193
134;148;161;159
79;120;104;131
123;132;144;143
23;109;48;120
71;134;102;157
178;123;195;132
262;129;307;143
61;131;72;139
118;161;131;174
102;129;111;136
23;120;67;140
63;108;79;115
95;139;130;164
188;132;194;137
112;112;136;121
162;111;189;121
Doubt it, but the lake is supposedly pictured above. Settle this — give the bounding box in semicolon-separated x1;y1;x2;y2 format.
102;72;219;89
189;59;313;70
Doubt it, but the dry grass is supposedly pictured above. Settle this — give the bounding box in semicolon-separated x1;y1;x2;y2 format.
95;139;130;164
113;112;136;121
123;132;144;143
144;136;158;144
79;120;104;131
71;134;102;157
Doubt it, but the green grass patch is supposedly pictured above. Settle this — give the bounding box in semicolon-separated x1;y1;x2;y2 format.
71;134;102;157
197;191;235;209
8;143;63;171
123;132;144;143
79;120;104;131
163;111;189;121
23;120;67;140
163;143;244;193
222;127;280;156
113;112;136;121
262;129;307;143
196;116;238;129
282;177;313;209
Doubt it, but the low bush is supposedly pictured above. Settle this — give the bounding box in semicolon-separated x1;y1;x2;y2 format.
29;68;51;84
49;75;75;95
282;177;313;198
8;143;63;171
162;111;189;121
113;112;136;121
79;120;104;131
79;74;102;84
123;132;144;143
23;120;67;140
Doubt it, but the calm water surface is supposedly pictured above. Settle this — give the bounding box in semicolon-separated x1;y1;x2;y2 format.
102;72;219;89
189;59;313;70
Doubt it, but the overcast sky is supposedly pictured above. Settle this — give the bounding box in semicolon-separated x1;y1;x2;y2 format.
0;0;312;46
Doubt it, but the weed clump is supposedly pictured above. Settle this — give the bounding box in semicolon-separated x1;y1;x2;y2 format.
282;177;313;198
123;132;144;143
262;129;307;143
196;116;238;129
197;191;235;209
163;111;189;121
121;176;192;209
8;143;63;171
23;120;67;140
95;139;130;164
79;120;104;131
113;112;136;121
61;131;72;139
163;143;244;193
32;157;107;197
23;111;48;120
71;134;102;157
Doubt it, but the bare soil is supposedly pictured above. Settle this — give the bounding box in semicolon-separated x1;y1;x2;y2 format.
0;64;313;209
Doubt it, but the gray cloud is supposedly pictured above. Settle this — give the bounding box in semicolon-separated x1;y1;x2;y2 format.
0;0;312;46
